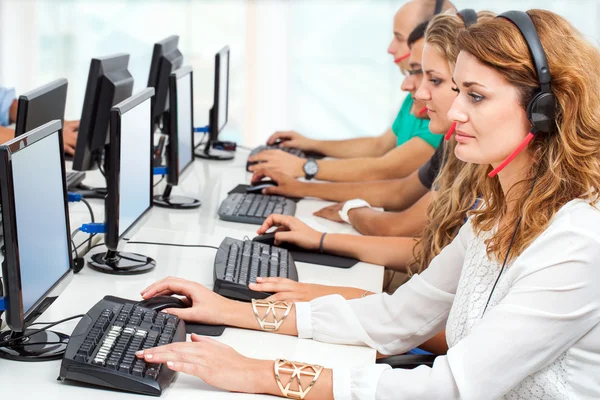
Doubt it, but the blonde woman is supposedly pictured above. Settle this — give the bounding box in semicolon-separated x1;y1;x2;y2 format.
138;10;600;399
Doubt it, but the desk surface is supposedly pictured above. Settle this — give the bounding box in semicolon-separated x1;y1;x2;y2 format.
0;149;383;398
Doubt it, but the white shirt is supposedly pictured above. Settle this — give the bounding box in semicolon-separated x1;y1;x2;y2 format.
296;199;600;399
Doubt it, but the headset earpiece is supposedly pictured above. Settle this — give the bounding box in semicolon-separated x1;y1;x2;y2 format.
527;91;556;134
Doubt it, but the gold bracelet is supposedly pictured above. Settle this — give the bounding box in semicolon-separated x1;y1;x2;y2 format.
251;299;292;331
274;359;323;399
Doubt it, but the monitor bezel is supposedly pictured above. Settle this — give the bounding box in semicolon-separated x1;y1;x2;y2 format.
72;53;134;172
14;78;68;137
166;65;194;186
105;88;155;251
210;46;230;142
0;120;74;332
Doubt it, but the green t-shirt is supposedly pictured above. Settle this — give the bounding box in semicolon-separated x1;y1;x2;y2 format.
391;96;442;149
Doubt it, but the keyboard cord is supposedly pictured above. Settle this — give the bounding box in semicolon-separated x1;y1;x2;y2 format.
0;314;84;347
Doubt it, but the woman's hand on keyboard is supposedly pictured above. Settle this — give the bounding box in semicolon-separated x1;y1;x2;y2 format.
249;277;372;302
257;214;322;250
137;334;275;395
140;277;232;325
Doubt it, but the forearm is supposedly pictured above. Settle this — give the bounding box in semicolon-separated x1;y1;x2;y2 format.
221;298;299;336
418;331;448;355
315;139;434;182
349;192;432;237
0;127;15;144
311;136;391;158
298;179;410;207
254;359;334;400
9;99;17;123
323;234;417;272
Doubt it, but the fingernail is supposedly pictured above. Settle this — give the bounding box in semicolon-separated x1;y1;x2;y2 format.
146;354;153;359
136;350;144;356
167;361;175;367
256;277;264;282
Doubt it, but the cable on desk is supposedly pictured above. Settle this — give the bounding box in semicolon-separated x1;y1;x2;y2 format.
194;132;209;150
126;240;219;251
153;175;165;187
0;314;84;347
237;144;254;151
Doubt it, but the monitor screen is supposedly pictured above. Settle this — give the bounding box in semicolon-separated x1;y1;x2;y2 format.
117;96;152;237
10;130;71;314
217;49;229;132
176;72;193;174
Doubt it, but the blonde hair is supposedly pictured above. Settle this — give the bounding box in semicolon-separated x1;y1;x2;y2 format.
412;11;495;273
457;10;600;263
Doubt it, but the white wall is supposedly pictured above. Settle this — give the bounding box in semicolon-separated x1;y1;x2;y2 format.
0;0;598;146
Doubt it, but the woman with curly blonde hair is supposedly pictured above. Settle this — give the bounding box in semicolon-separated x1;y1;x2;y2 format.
136;9;600;399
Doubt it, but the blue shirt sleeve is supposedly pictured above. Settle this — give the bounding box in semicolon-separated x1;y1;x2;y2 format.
0;87;16;126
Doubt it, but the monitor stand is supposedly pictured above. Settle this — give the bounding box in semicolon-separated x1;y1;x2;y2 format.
195;141;234;161
0;329;69;361
88;250;156;275
153;184;201;209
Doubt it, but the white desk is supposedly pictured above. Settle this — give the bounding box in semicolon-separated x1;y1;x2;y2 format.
0;149;384;398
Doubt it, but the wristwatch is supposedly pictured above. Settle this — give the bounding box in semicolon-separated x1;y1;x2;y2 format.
303;158;319;180
339;199;372;224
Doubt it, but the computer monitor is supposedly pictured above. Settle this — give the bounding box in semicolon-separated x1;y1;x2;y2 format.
72;54;134;172
0;120;74;361
195;46;233;160
14;79;68;137
86;88;156;275
153;66;201;209
147;35;184;134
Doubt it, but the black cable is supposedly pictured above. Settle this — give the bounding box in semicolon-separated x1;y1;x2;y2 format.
76;234;96;252
127;240;219;250
194;132;209;150
482;161;543;316
153;175;165;187
97;159;106;178
80;198;95;223
237;144;254;151
0;314;84;347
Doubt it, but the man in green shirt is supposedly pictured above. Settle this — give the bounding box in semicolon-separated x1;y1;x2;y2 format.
249;11;447;182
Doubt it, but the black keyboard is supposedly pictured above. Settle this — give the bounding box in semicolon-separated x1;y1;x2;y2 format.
213;237;299;301
246;145;306;171
66;171;86;189
59;296;186;396
218;192;296;225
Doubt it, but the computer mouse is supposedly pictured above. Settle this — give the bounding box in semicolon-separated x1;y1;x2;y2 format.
138;295;189;312
253;232;305;252
246;179;279;193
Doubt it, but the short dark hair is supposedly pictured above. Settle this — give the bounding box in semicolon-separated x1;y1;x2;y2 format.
408;19;430;48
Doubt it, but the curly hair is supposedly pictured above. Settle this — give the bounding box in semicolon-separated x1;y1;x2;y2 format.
456;10;600;263
411;11;495;273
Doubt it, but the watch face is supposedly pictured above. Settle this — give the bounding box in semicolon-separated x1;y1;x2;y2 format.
304;160;318;176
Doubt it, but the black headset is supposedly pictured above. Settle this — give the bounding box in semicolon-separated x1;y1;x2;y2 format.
434;0;444;15
498;11;556;135
457;9;478;28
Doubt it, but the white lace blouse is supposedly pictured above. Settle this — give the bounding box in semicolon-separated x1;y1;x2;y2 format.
295;199;600;399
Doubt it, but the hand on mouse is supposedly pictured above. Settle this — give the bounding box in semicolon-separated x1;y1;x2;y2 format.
266;130;315;151
256;214;322;251
140;277;233;324
247;149;305;177
313;202;346;223
250;168;306;197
